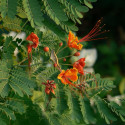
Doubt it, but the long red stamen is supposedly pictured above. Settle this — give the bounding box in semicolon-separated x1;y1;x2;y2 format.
79;18;109;42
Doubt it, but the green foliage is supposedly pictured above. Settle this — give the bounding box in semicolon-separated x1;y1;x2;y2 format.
0;0;18;18
0;0;8;18
43;0;68;23
0;0;96;39
0;30;124;125
7;0;18;19
94;96;117;124
108;101;125;122
84;73;116;98
2;17;22;32
79;97;96;124
0;97;26;125
30;73;125;125
0;0;124;125
0;36;35;98
22;0;44;27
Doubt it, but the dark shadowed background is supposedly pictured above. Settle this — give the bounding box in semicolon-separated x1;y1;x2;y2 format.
77;0;125;96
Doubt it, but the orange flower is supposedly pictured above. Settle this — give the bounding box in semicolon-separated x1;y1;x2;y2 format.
67;31;83;50
58;68;78;85
73;58;85;75
26;32;39;69
26;32;39;48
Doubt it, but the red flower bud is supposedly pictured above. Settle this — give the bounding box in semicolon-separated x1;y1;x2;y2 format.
63;58;66;62
59;42;63;47
74;52;80;56
54;63;57;67
44;47;49;52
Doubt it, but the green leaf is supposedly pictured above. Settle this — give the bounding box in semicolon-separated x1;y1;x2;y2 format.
0;118;6;125
94;96;117;124
108;101;125;122
0;105;16;120
79;97;96;124
0;61;9;98
0;0;18;18
9;68;36;96
43;0;68;22
119;78;125;94
67;0;89;12
0;0;8;18
84;0;93;9
65;88;83;123
42;15;67;40
17;7;27;18
8;0;18;18
3;17;22;32
31;90;44;104
6;100;26;114
55;83;68;115
23;0;44;27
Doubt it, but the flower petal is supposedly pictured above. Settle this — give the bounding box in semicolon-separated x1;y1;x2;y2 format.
65;68;78;82
67;31;83;50
73;58;85;75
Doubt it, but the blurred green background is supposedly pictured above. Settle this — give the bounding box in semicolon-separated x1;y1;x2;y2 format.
77;0;125;96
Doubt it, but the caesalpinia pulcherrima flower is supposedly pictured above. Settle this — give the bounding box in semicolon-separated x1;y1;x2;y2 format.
67;18;107;50
67;31;83;50
73;58;85;75
57;58;86;86
26;32;39;68
57;68;78;85
42;80;56;95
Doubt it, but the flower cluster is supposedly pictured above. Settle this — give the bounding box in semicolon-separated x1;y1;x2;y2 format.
42;80;56;95
57;19;107;86
26;19;106;95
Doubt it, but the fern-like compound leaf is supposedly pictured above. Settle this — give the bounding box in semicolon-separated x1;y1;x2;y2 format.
23;0;44;27
94;96;117;124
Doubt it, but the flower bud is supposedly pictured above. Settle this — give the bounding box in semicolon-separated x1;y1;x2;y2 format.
59;42;63;47
54;63;57;67
44;47;49;52
74;52;80;56
63;58;66;62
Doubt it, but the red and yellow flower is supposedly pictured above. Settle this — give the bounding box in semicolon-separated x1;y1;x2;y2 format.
67;18;107;50
57;68;78;85
73;58;85;75
67;31;83;50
